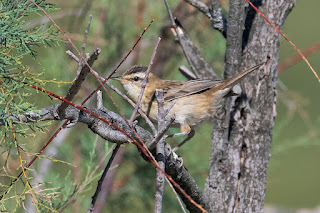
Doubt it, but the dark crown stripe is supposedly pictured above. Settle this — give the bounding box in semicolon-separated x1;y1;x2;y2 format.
124;65;147;75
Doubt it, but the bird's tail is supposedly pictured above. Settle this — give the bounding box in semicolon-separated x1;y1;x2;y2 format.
213;60;268;92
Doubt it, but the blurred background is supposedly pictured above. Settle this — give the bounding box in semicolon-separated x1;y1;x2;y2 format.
1;0;320;212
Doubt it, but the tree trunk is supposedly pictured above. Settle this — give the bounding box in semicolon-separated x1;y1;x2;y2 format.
204;0;295;212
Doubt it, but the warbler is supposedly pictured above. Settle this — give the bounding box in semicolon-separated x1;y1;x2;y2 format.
112;63;264;149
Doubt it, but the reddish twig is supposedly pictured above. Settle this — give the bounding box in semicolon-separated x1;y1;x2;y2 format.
13;2;206;211
129;37;161;122
279;40;320;72
246;0;320;83
65;50;157;133
25;83;206;213
1;19;153;202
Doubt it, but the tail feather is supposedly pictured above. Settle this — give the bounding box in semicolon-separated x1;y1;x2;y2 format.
214;62;265;91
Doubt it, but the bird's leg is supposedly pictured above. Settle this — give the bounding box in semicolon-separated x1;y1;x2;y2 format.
172;129;195;152
167;124;195;152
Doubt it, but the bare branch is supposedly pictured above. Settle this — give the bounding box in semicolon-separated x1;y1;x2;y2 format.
164;0;217;80
66;50;157;134
184;0;227;37
56;48;100;118
165;144;207;212
97;90;103;109
185;0;211;16
0;100;205;211
56;16;95;118
87;144;121;213
179;65;197;80
0;104;151;144
149;116;174;151
210;0;227;37
66;49;79;62
154;89;166;213
80;14;92;67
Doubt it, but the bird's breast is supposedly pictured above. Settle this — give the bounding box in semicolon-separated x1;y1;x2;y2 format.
140;91;224;128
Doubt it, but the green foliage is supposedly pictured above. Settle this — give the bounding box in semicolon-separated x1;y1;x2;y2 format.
0;0;60;142
0;0;65;211
0;0;57;67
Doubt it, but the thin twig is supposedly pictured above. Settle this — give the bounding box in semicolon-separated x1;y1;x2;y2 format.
66;50;157;134
129;37;161;123
59;144;116;212
80;14;92;65
153;90;186;213
66;50;80;62
87;90;121;213
166;179;188;213
77;14;92;78
179;65;197;80
149;117;175;150
56;15;96;118
279;39;320;72
154;89;166;213
164;0;216;79
163;0;196;74
97;90;103;109
87;144;121;213
91;147;125;212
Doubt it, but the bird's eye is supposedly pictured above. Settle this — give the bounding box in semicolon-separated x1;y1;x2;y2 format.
133;76;139;81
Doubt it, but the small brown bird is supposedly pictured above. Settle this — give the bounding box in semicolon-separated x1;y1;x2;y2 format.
113;63;264;150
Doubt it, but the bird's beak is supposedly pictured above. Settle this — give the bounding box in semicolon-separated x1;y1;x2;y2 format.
110;76;123;81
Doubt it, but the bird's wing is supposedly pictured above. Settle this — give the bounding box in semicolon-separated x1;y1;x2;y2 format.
162;79;222;101
161;62;266;102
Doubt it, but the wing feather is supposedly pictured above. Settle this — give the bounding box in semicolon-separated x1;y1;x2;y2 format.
163;79;222;101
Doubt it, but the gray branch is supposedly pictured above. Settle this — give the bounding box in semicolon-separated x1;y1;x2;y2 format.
1;104;150;144
0;103;205;211
154;89;166;213
164;0;217;80
65;50;157;134
174;19;217;80
165;144;207;212
56;16;95;118
184;0;227;37
210;0;227;37
56;48;100;118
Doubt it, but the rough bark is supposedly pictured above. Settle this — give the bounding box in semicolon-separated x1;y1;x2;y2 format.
204;0;295;212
